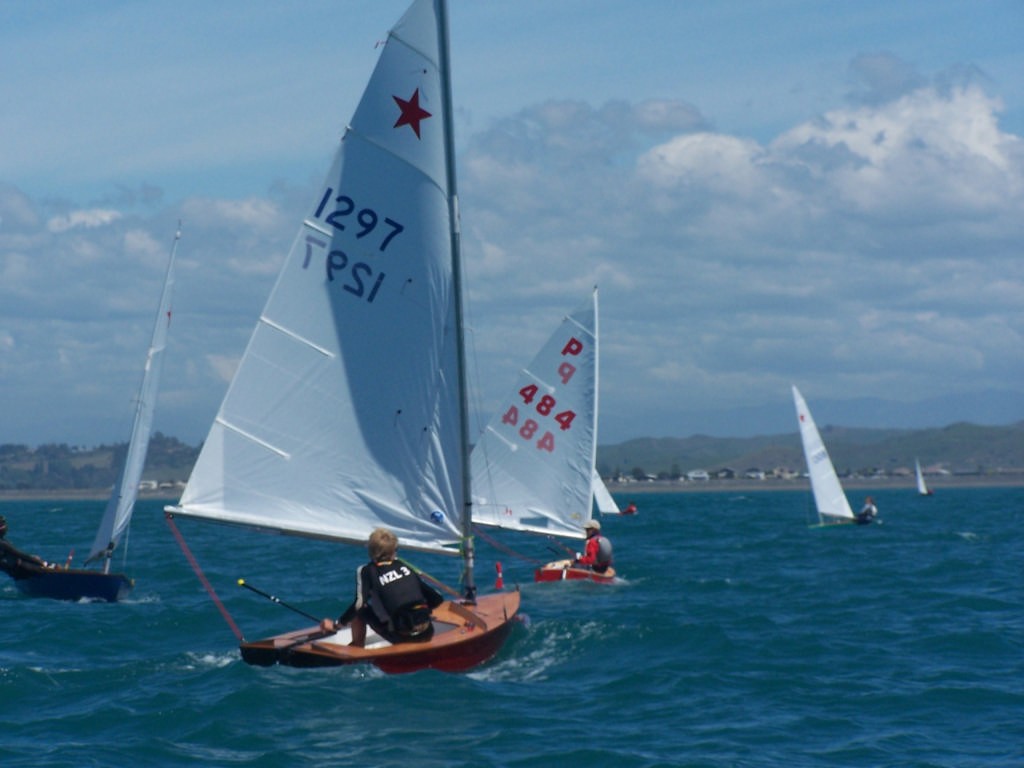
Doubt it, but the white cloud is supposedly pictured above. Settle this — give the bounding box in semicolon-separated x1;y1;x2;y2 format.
2;56;1022;446
458;78;1024;439
46;208;123;233
773;84;1022;216
207;354;241;384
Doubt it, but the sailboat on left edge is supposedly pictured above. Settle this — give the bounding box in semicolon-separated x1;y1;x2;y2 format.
0;227;179;602
165;0;520;674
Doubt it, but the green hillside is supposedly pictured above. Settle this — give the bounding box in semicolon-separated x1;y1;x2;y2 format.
0;433;197;492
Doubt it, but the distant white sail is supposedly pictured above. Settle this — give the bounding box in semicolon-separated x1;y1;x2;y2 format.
88;228;179;565
792;385;855;523
592;469;621;515
471;290;599;539
915;458;932;496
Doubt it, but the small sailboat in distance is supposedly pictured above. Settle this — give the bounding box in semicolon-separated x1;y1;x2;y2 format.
0;227;179;601
165;0;519;673
915;458;934;496
469;290;615;583
792;385;875;527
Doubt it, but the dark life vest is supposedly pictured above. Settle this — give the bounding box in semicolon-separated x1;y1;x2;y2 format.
365;560;432;636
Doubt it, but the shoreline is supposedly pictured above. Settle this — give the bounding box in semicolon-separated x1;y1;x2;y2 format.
607;474;1024;495
0;490;180;502
1;475;1021;502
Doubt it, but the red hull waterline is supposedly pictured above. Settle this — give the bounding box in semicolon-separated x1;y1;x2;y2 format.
239;590;521;674
533;559;616;584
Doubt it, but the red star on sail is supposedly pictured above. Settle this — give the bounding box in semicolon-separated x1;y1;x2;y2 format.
393;88;432;138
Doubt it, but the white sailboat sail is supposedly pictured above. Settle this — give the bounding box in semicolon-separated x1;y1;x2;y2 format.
471;290;599;539
792;385;855;523
88;228;179;566
915;458;931;495
592;469;621;515
170;0;464;555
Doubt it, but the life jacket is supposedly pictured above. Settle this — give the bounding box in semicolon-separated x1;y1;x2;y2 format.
365;560;432;637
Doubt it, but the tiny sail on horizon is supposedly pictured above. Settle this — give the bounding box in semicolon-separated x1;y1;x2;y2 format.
915;458;933;496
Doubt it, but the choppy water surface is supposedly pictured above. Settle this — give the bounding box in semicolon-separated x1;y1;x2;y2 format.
2;488;1022;766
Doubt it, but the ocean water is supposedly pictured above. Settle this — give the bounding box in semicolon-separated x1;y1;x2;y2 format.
1;487;1022;767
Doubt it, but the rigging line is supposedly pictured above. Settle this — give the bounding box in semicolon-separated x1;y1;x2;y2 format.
473;524;543;565
164;512;244;642
400;557;463;600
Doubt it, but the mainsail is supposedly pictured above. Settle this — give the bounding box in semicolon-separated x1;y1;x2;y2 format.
88;228;179;566
792;385;855;523
471;290;599;539
170;0;464;554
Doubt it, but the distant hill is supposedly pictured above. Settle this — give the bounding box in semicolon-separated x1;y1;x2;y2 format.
1;422;1021;492
596;421;1024;479
0;433;198;492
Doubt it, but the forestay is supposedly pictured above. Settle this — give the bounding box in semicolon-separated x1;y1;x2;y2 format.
170;2;463;554
471;290;599;538
792;385;855;522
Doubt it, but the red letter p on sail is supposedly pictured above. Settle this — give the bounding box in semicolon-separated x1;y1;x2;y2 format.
558;336;583;384
561;337;583;358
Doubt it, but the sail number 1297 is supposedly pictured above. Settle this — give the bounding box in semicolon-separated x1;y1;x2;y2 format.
303;235;385;303
301;188;407;304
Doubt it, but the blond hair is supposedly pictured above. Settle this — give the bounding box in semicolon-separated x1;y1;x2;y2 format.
368;527;398;561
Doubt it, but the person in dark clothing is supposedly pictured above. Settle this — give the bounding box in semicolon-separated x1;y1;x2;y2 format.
855;496;878;525
320;527;444;646
0;514;53;580
573;519;613;574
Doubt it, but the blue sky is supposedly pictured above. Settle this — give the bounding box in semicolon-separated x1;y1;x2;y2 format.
2;0;1022;448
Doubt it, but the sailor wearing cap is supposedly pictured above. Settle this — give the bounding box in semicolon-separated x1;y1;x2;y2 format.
573;519;613;574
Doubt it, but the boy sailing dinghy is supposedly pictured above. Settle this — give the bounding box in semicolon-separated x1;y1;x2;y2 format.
165;0;519;673
0;228;179;601
792;385;871;527
469;290;616;583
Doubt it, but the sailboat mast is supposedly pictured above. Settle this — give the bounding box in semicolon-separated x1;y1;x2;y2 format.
437;0;475;602
89;224;180;566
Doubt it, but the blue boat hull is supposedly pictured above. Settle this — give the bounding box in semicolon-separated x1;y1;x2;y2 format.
13;569;133;602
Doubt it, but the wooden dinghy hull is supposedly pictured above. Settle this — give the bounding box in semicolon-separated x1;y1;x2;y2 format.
239;590;520;674
533;559;616;584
